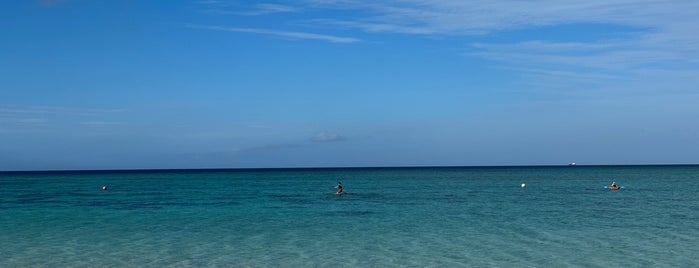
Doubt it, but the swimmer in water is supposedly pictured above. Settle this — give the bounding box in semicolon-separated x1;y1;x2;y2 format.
335;181;343;194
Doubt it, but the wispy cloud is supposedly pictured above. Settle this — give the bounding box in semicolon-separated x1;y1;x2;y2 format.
0;106;125;116
197;1;299;16
80;121;125;126
300;1;699;74
310;19;437;35
195;1;699;55
468;35;698;96
190;25;360;43
302;1;698;35
248;3;298;15
212;1;697;70
0;106;126;127
311;132;345;142
191;1;698;96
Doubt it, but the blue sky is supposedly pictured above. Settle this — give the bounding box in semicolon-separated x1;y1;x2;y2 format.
2;0;698;170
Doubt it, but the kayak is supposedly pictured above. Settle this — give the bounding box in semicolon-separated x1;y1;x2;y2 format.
604;185;624;191
604;185;623;190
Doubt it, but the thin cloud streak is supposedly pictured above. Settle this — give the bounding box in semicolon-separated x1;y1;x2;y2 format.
253;3;298;14
0;106;126;116
203;4;299;16
311;132;346;142
80;121;125;126
311;19;438;35
0;106;127;129
191;25;360;43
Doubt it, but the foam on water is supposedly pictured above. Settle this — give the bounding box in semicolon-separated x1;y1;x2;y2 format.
1;166;699;267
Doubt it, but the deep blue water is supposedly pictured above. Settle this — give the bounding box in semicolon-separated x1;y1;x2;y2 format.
1;166;698;267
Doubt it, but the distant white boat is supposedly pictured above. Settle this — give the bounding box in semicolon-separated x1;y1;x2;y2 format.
568;162;577;166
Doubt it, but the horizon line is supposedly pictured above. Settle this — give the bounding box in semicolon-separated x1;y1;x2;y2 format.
2;163;698;174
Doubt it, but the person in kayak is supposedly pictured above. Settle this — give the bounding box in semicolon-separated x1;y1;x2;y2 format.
609;181;619;190
335;181;343;194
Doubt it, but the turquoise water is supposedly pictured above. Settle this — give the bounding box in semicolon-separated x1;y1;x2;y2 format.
2;166;698;267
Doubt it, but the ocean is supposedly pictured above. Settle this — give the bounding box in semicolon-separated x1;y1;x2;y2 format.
1;165;698;267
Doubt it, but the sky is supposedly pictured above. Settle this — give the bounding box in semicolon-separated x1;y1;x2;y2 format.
1;0;698;171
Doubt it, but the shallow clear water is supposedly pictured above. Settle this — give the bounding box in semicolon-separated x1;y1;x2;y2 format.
2;166;698;267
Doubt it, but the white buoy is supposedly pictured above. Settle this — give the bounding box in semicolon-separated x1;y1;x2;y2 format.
521;183;526;188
